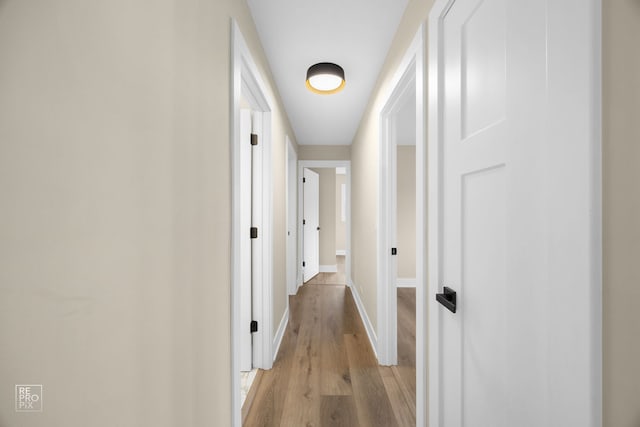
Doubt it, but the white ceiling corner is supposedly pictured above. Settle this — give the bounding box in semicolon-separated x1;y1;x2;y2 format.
247;0;409;146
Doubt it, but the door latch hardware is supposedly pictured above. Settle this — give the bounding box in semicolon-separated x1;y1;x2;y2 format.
436;286;457;313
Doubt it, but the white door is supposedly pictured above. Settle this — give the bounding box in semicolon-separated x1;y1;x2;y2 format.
286;139;298;294
431;0;600;425
239;109;264;371
239;109;252;371
303;168;320;282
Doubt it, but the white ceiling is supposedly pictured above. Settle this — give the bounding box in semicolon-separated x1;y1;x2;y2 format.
247;0;409;146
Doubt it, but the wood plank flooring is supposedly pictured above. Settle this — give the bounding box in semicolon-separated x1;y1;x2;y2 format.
243;284;416;427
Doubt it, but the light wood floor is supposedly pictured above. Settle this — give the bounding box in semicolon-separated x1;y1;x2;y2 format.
243;283;416;426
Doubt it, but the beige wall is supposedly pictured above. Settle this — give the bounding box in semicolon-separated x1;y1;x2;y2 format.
603;1;640;426
0;0;296;426
312;169;337;267
336;173;347;253
397;146;416;279
350;0;432;329
299;145;351;161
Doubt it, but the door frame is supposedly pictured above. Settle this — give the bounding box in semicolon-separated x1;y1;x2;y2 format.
377;25;427;426
427;1;602;425
286;136;298;295
298;160;352;291
230;19;275;427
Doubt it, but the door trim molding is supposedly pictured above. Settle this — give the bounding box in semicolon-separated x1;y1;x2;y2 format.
377;24;427;426
230;19;275;427
396;278;417;288
427;1;602;425
298;160;352;290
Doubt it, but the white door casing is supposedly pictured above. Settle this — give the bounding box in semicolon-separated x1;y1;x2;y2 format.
302;168;320;283
429;0;602;426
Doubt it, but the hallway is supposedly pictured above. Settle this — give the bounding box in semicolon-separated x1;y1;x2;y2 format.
0;0;632;426
243;283;416;426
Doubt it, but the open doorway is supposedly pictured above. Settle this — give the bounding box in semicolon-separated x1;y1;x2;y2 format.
301;167;348;286
395;92;418;411
298;161;351;291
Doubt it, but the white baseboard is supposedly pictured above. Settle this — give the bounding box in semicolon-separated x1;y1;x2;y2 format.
347;278;378;359
336;249;346;256
273;307;289;362
296;274;303;293
319;264;338;273
397;278;417;287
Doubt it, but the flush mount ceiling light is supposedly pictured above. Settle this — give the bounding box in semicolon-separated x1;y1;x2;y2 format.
305;62;345;95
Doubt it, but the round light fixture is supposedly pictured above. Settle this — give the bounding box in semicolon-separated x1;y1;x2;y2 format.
305;62;345;95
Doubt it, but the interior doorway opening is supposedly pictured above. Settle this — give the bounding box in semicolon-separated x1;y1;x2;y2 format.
298;161;352;293
301;166;349;286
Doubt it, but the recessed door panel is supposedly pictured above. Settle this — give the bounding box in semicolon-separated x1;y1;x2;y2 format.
461;0;506;139
461;165;506;426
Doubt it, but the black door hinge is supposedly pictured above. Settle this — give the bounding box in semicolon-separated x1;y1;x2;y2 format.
391;247;397;255
303;219;306;225
251;134;258;146
250;320;258;333
303;177;306;183
302;261;306;267
250;227;258;239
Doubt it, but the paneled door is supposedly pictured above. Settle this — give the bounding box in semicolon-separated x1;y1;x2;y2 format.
431;0;600;425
